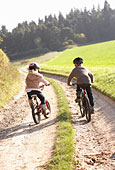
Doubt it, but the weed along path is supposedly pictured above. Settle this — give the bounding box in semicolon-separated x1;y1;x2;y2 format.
0;65;115;170
0;69;58;170
43;73;115;170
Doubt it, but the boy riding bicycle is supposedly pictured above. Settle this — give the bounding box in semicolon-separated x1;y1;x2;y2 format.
25;62;50;114
67;57;94;113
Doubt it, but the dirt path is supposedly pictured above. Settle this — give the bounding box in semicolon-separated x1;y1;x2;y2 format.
43;73;115;170
0;63;115;170
0;69;58;170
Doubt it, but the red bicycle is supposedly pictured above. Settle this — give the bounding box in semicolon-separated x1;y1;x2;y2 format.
31;85;51;124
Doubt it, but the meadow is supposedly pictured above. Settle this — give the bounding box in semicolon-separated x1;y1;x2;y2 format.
40;41;115;100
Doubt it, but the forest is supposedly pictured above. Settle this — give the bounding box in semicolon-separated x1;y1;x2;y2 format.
0;0;115;60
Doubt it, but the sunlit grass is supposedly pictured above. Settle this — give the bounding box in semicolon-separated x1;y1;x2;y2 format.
13;51;59;68
40;41;115;100
0;50;21;108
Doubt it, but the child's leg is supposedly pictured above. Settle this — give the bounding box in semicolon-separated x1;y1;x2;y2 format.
27;92;33;108
36;91;45;105
78;84;94;107
35;91;47;114
77;85;82;98
75;85;82;102
85;85;94;113
86;85;94;107
27;90;47;114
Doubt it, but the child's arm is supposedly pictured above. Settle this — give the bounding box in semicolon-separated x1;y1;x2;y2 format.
39;77;50;86
88;71;94;83
67;69;75;85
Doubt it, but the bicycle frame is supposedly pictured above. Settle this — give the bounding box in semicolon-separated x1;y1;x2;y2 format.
30;85;51;124
32;95;41;113
31;84;45;114
72;83;91;122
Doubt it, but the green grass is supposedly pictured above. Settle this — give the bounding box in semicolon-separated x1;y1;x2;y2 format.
42;78;75;170
40;41;115;100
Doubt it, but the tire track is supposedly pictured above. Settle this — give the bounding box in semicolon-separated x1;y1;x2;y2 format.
0;69;58;170
43;73;115;170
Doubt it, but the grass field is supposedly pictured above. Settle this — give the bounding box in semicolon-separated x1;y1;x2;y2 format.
40;41;115;100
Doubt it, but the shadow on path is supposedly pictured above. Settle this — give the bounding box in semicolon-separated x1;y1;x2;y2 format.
0;118;57;141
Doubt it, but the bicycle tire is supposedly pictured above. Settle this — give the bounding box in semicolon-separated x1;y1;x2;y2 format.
44;100;51;119
84;97;91;122
32;105;41;124
79;98;85;117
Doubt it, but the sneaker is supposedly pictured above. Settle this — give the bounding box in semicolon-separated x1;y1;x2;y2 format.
75;97;80;103
91;106;94;114
46;109;50;115
41;104;47;115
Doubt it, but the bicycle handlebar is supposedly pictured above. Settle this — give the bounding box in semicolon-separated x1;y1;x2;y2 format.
39;83;50;90
70;82;77;86
39;85;44;88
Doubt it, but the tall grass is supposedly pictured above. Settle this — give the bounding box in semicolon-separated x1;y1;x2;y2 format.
0;49;21;108
40;41;115;100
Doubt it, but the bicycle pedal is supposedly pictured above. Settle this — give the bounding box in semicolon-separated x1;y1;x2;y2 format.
90;106;94;114
91;111;95;114
42;110;46;114
75;98;80;103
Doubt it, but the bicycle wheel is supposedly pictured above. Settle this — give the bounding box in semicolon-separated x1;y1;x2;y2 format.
79;98;85;117
44;100;51;119
83;97;91;122
32;104;41;124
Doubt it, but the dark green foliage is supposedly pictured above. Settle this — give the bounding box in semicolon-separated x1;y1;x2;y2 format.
0;1;115;60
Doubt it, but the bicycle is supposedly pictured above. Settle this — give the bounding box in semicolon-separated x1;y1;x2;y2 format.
72;83;91;122
31;85;51;124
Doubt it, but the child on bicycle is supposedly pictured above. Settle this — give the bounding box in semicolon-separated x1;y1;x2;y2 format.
25;62;50;114
67;57;94;113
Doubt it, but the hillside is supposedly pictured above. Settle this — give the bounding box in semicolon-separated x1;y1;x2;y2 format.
0;49;21;108
40;40;115;100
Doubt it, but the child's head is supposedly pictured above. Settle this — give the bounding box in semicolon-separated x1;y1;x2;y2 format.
73;57;83;66
29;62;40;71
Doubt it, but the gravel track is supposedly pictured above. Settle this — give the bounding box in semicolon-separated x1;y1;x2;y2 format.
44;73;115;170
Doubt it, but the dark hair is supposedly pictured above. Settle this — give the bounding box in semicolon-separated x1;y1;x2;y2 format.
73;57;83;64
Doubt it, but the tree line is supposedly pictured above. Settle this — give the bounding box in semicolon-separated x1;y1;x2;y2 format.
0;1;115;60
